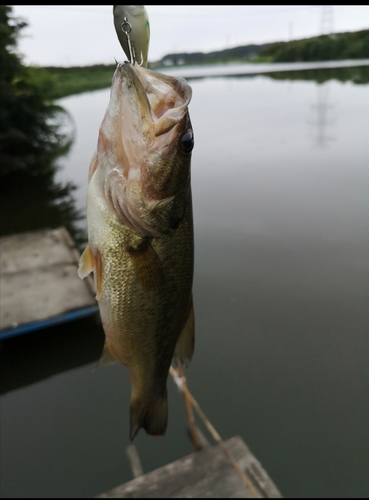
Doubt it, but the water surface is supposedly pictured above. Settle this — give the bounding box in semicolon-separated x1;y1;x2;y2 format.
1;65;368;498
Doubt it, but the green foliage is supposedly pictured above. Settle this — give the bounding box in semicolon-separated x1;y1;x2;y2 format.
149;29;369;68
150;44;270;68
43;64;116;99
259;29;369;63
0;6;73;178
266;65;369;85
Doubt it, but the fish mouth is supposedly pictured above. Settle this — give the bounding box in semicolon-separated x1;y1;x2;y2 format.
114;62;192;143
97;62;193;237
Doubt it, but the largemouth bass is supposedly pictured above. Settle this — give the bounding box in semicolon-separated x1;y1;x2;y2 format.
78;62;195;440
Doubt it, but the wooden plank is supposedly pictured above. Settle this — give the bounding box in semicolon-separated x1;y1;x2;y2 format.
0;228;96;333
98;436;282;498
1;227;74;274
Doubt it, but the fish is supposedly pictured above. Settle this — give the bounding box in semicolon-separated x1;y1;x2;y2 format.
78;62;195;440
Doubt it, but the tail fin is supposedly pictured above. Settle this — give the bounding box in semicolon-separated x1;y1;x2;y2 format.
130;390;168;441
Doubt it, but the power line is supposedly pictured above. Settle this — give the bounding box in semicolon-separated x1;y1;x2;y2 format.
320;6;334;35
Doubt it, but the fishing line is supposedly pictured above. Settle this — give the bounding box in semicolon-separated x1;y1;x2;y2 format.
169;365;261;498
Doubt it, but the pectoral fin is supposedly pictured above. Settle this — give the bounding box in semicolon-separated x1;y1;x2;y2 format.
78;244;95;279
78;244;103;300
127;238;164;290
88;151;98;182
174;298;195;366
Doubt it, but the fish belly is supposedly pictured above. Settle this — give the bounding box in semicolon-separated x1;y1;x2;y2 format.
87;172;194;437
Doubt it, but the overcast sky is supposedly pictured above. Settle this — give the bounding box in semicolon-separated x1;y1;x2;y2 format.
11;5;369;67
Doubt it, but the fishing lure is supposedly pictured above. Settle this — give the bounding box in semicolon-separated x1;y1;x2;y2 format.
113;5;150;67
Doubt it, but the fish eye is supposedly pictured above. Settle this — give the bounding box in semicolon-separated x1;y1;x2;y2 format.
181;129;194;154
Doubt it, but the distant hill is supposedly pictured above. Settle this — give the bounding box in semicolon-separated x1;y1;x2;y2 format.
150;43;271;68
39;29;369;100
259;29;369;62
150;29;369;68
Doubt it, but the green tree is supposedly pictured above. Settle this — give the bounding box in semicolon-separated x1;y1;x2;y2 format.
0;5;72;177
0;6;84;245
259;29;369;63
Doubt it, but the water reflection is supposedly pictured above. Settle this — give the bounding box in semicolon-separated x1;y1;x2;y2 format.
0;109;85;248
0;171;85;246
308;82;335;148
1;64;368;498
0;316;104;395
254;64;369;85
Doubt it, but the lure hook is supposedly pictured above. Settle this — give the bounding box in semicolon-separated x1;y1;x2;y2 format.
113;6;150;68
120;17;135;64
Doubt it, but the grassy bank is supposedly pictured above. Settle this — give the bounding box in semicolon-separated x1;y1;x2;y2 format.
44;64;116;99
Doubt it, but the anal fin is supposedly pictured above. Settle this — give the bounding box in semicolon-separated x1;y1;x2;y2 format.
174;297;195;366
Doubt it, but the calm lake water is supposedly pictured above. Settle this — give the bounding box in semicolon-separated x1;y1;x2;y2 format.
1;64;369;498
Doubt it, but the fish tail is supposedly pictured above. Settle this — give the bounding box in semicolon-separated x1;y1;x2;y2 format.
129;390;168;440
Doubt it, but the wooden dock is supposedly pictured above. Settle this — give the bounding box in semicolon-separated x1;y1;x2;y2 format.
98;436;282;498
0;227;98;340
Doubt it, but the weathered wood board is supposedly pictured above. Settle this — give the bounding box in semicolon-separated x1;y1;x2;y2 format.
98;436;282;498
0;227;97;336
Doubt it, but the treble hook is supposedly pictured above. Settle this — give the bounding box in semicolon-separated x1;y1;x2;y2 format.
121;17;135;64
113;6;150;67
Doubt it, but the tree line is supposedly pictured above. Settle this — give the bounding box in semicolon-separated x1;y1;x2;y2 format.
258;29;369;63
152;29;369;67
